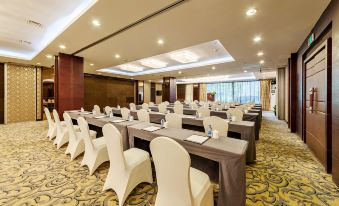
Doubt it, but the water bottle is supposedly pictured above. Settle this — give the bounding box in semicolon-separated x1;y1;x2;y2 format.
81;107;84;112
161;119;165;128
117;105;120;109
207;125;213;137
109;111;113;118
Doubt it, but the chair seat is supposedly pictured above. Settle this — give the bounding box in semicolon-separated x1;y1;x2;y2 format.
92;137;106;149
190;167;211;204
89;130;97;138
124;148;150;168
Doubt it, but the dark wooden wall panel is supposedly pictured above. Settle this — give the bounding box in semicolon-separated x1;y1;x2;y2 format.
0;63;4;124
177;84;186;101
294;0;339;185
193;83;200;101
289;54;297;133
84;74;134;111
55;53;84;118
162;77;176;102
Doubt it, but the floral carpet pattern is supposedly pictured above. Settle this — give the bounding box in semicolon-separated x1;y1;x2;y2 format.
0;112;338;205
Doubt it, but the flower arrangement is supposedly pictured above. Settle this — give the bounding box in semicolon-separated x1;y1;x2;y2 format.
210;91;216;96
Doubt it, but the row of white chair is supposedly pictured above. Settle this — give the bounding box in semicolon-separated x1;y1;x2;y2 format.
44;107;213;206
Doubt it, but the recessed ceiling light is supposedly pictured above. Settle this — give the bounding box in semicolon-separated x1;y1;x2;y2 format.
115;54;120;59
120;64;144;72
59;44;66;49
140;58;167;68
46;54;53;59
92;19;101;26
246;8;257;16
260;60;265;64
36;63;41;65
257;51;264;56
212;66;216;70
131;77;134;79
253;36;262;43
170;50;199;63
157;39;164;45
98;72;102;75
244;70;248;73
178;71;182;74
90;63;94;66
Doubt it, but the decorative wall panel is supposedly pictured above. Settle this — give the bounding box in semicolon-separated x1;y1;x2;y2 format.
6;64;40;123
36;67;42;120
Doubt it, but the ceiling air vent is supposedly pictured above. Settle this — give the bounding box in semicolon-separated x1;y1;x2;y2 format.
26;19;43;28
18;40;32;45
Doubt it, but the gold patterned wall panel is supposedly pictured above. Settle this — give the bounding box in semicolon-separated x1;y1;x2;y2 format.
36;68;42;120
6;64;37;123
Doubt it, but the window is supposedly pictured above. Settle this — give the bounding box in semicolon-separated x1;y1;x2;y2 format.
207;81;260;103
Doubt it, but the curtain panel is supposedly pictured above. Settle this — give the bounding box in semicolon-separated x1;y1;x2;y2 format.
185;84;193;102
199;83;207;102
260;80;271;110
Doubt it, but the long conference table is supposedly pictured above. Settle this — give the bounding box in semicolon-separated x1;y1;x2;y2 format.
67;111;248;206
134;105;261;140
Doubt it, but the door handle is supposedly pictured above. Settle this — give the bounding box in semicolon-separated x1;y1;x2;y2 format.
309;87;315;113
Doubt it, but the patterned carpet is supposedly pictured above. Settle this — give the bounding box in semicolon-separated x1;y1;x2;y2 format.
0;112;338;206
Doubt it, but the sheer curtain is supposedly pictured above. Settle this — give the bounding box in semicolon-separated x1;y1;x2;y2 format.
199;83;207;101
260;80;271;110
206;81;260;103
185;84;193;102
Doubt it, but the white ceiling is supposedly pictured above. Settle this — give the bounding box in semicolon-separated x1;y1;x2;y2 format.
0;0;330;81
0;0;96;60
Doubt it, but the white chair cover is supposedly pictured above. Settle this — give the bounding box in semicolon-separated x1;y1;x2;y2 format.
102;124;153;206
165;113;182;129
150;137;213;206
121;107;130;120
142;103;149;110
203;116;229;137
104;106;112;115
149;102;155;107
137;109;150;122
77;117;109;175
173;103;184;115
129;103;136;111
44;107;56;140
53;109;69;149
226;108;243;121
197;107;210;117
94;105;101;114
158;103;167;114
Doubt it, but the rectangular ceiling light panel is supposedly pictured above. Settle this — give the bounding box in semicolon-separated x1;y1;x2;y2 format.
169;50;199;63
140;58;168;68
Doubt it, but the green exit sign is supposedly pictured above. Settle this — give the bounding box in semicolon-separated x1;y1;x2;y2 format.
308;33;314;46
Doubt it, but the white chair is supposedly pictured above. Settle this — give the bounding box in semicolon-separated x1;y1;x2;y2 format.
216;104;224;111
202;102;210;108
193;100;199;104
197;107;210;117
190;103;199;109
226;108;243;121
203;116;229;137
53;109;79;149
94;105;101;114
149;102;155;107
44;107;56;140
174;100;181;105
141;103;149;110
129;103;136;111
102;124;153;206
173;103;183;115
77;117;109;175
224;103;230;109
104;106;112;115
121;107;130;120
165;113;182;129
137;109;150;122
163;101;170;106
158;103;167;114
210;104;216;111
150;137;213;206
63;113;97;161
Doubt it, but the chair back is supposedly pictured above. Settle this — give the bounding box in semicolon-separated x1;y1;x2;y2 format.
216;104;224;110
190;103;198;109
150;137;193;206
63;112;78;142
44;107;54;128
173;103;183;115
129;103;136;111
163;101;170;106
149;102;155;107
174;100;181;105
77;117;94;151
53;109;63;134
121;107;130;120
203;116;229;137
197;107;210;117
103;124;126;172
158;103;167;114
104;106;112;115
94;105;101;114
142;103;149;110
137;109;150;122
165;113;182;129
227;108;243;121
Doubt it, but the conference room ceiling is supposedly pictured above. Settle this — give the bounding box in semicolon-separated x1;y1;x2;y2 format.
0;0;330;81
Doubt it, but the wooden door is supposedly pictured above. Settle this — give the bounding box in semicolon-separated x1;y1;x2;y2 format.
304;39;332;172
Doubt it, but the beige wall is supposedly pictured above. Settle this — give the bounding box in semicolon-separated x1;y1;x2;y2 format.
5;63;42;123
143;81;150;103
155;83;162;104
284;66;289;122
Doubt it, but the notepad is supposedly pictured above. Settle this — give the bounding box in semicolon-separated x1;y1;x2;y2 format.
142;126;161;132
111;119;127;123
185;135;209;144
94;115;107;119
